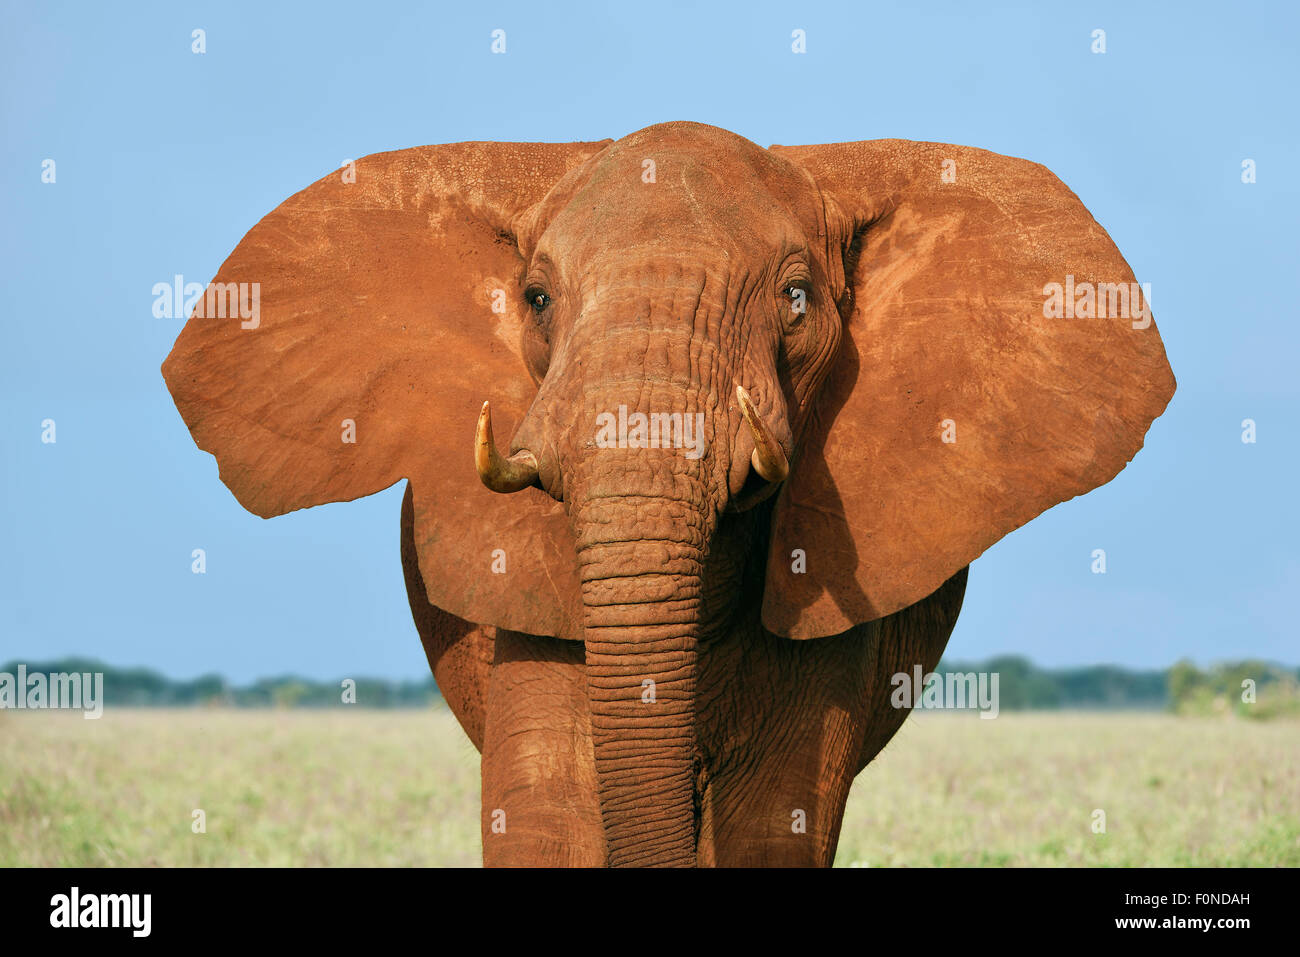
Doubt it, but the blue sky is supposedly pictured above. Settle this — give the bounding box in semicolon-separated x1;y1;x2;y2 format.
2;1;1296;681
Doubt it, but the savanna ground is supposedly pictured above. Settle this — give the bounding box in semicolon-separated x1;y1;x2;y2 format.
2;708;1296;867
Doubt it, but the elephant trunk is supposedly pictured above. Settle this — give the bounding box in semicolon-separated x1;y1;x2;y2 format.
574;490;709;867
546;273;730;865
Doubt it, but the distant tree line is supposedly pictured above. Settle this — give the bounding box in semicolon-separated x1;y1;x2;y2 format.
0;658;440;709
1165;658;1300;720
2;655;1297;715
934;655;1168;710
932;655;1299;718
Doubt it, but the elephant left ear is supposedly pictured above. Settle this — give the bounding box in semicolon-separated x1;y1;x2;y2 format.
763;140;1177;639
162;141;610;640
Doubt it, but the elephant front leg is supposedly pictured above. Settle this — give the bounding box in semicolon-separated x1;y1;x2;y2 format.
696;724;862;867
479;630;605;866
695;628;873;867
695;568;967;866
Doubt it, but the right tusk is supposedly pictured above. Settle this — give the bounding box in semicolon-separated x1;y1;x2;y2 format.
475;401;539;493
736;385;789;483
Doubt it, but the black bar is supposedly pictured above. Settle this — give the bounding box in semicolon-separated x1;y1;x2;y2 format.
0;866;1281;943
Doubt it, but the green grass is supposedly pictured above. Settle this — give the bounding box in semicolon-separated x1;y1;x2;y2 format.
2;708;1295;866
834;712;1300;867
0;708;480;866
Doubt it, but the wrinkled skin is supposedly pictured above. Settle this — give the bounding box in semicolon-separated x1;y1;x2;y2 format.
162;122;1176;867
403;483;967;866
500;129;871;864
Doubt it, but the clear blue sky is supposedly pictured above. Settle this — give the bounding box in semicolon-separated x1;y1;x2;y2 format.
2;1;1296;681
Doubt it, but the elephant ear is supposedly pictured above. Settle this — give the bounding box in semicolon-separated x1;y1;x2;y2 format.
162;141;611;640
763;140;1176;639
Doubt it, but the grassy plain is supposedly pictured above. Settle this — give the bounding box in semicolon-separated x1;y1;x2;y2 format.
2;709;1295;866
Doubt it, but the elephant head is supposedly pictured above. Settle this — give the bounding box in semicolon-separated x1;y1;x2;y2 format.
162;122;1175;866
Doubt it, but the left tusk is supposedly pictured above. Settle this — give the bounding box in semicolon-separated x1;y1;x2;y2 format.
736;385;789;483
475;400;540;493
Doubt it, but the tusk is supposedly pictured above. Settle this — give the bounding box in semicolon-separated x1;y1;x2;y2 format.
475;401;539;493
736;385;789;483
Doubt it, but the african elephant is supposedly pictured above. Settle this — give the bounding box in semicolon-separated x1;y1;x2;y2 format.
162;121;1175;867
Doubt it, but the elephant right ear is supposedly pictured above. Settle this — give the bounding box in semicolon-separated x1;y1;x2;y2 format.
162;141;610;640
763;140;1177;639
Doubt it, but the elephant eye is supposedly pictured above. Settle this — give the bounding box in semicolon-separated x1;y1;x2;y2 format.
783;283;810;327
530;292;551;313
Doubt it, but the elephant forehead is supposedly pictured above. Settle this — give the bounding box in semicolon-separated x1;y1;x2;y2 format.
548;154;815;259
538;124;811;243
608;120;773;174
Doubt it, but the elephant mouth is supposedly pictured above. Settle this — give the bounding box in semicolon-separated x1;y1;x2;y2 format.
726;384;789;512
474;384;790;507
726;473;783;512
